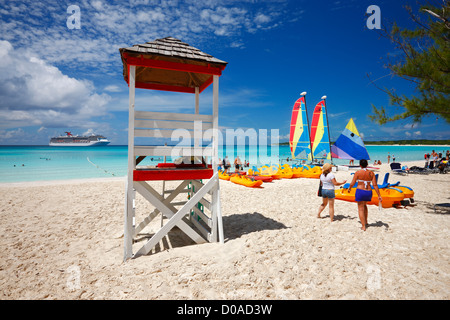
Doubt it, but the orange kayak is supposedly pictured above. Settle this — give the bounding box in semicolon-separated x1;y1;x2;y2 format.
335;187;405;208
247;175;274;182
394;186;414;199
230;174;263;188
279;171;294;179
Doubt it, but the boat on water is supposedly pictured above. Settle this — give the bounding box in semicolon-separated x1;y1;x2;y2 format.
49;132;110;146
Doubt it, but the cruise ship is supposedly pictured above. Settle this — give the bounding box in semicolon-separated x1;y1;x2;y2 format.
49;132;110;146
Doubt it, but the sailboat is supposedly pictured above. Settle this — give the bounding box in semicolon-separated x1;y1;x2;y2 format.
331;118;370;161
289;93;312;161
310;97;332;161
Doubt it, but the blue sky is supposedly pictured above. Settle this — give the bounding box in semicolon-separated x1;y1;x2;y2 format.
0;0;448;145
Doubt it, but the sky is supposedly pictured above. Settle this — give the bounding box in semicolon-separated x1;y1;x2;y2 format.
0;0;449;145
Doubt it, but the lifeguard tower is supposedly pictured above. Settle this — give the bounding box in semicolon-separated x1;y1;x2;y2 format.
119;37;227;260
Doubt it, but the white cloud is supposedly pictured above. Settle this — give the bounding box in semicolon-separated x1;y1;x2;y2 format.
105;86;271;113
104;85;122;92
278;133;291;140
379;125;407;136
82;128;96;136
91;1;104;11
0;128;25;141
0;1;297;71
230;41;245;49
414;131;422;136
328;111;349;118
0;41;111;129
254;13;271;24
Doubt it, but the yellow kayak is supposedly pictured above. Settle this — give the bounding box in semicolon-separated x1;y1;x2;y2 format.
230;174;263;188
291;166;305;178
279;169;294;179
218;170;230;181
296;166;321;179
258;165;282;179
394;186;414;199
278;164;294;179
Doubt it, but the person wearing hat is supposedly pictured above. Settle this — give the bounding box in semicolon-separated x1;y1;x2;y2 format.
317;163;347;221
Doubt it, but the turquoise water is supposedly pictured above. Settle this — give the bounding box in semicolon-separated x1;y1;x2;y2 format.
0;145;448;183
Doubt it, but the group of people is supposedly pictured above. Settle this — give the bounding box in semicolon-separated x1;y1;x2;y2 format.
387;152;396;164
218;156;249;173
424;150;449;169
317;159;382;231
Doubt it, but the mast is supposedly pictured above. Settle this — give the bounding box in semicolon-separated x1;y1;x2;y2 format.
322;95;333;164
301;91;314;163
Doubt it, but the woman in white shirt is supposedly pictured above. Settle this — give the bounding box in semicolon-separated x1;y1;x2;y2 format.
317;163;347;221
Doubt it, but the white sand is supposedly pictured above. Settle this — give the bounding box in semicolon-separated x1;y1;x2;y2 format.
0;161;449;300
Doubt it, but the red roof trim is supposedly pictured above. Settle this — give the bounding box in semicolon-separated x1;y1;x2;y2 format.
199;76;213;93
123;53;224;76
133;168;214;181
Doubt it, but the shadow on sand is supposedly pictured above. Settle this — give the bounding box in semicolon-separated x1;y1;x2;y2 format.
134;211;288;255
222;212;288;242
320;214;357;221
367;220;389;230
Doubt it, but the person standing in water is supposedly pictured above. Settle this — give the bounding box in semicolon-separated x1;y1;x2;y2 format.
347;159;382;231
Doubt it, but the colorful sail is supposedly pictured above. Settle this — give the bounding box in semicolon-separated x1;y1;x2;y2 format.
289;96;312;160
331;118;370;160
310;100;331;160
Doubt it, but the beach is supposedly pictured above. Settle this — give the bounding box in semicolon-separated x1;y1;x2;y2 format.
0;160;449;300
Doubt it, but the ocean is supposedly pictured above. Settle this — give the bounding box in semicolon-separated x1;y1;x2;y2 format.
0;145;448;183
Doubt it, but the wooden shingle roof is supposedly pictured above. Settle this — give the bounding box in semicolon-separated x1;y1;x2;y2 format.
123;37;227;65
119;37;227;93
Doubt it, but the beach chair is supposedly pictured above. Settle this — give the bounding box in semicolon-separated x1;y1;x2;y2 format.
379;173;400;188
390;162;408;175
434;203;450;213
342;173;396;190
437;161;449;174
407;165;432;174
